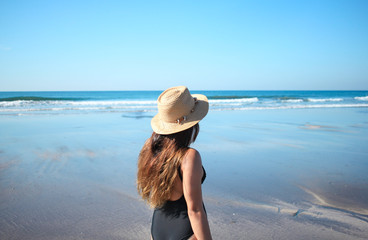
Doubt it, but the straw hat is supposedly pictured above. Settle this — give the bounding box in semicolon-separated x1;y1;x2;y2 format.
151;86;209;135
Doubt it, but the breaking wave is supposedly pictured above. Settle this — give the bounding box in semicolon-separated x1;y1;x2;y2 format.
307;98;343;102
355;96;368;101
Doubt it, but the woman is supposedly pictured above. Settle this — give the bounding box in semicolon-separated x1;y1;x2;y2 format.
137;86;212;240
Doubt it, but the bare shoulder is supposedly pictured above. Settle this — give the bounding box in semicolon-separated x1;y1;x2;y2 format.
182;148;202;170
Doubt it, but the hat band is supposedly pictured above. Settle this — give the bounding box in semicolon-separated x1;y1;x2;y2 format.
175;97;198;125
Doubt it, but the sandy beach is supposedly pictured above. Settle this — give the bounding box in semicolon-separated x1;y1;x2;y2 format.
1;107;368;239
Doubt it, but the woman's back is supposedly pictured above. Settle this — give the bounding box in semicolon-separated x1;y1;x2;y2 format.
151;148;207;240
169;149;206;201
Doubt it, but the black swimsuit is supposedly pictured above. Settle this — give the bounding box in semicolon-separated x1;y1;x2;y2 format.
151;166;206;240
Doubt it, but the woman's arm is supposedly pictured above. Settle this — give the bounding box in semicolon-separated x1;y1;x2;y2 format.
182;148;212;240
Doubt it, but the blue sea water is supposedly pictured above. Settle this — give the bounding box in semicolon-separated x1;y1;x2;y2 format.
0;90;368;115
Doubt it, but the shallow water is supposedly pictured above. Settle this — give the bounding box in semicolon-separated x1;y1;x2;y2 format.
200;109;368;209
0;107;368;239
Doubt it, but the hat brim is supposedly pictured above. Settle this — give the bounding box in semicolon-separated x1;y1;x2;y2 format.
151;94;209;135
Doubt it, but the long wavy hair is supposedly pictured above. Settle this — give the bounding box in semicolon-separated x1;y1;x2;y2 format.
137;123;199;208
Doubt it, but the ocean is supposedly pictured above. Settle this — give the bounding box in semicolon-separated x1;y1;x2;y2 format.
1;90;368;115
1;90;368;239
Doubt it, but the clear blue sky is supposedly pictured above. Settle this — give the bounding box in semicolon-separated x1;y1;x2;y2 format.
1;0;367;91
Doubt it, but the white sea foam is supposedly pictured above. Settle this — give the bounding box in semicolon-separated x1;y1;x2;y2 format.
217;104;368;111
281;99;303;103
355;96;368;101
308;98;343;102
0;100;34;107
0;100;157;108
209;97;259;104
0;105;157;113
66;100;157;106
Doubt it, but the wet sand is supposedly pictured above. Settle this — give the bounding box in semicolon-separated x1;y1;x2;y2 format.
1;108;368;239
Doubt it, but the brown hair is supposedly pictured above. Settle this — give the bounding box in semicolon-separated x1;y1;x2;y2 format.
137;124;199;208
